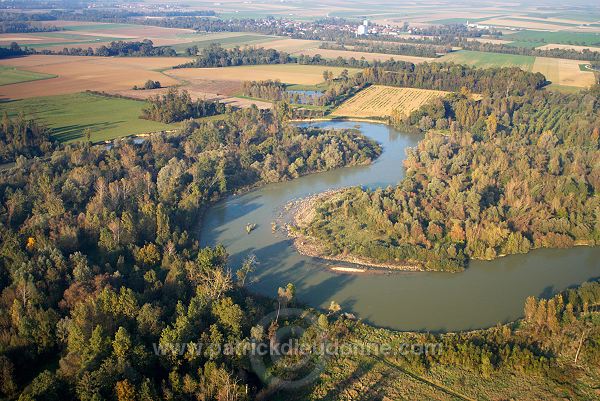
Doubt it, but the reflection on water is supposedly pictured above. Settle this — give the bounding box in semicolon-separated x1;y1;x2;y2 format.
200;121;600;331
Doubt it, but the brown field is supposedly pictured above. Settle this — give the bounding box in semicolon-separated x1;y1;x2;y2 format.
478;17;575;31
296;48;434;64
262;38;322;54
165;64;361;86
332;85;448;118
532;57;596;88
536;43;600;52
1;21;199;50
0;55;193;100
466;37;513;45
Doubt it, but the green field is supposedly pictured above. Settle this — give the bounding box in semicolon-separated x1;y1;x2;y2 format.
0;66;57;86
438;50;535;70
504;30;600;46
0;93;173;143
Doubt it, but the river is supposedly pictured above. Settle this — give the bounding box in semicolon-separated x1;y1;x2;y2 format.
200;121;600;331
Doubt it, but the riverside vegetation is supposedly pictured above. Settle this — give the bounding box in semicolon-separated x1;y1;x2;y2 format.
296;84;600;271
0;106;381;399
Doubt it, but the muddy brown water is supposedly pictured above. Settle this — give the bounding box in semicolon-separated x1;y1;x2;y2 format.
200;121;600;331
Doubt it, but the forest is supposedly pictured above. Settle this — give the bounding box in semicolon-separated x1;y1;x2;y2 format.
0;106;382;400
301;84;600;271
0;113;54;164
176;44;292;68
141;89;226;123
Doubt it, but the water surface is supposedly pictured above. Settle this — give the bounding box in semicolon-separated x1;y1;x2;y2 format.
200;121;600;331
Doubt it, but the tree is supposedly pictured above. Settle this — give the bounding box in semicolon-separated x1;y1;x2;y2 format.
486;113;498;135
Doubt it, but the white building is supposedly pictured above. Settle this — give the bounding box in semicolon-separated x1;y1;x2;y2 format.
357;24;367;35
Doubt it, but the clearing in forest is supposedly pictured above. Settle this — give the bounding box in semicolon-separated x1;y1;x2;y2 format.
331;85;448;118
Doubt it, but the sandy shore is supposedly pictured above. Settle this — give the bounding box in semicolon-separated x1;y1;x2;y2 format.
286;190;425;273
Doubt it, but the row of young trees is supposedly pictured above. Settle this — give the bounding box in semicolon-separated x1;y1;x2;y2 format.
39;39;178;57
303;85;600;271
0;105;381;400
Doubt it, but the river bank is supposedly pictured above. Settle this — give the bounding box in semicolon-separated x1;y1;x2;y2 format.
286;190;425;273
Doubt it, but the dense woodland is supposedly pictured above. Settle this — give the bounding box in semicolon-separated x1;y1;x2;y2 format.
177;43;291;68
0;106;381;400
141;89;226;123
0;113;54;164
303;84;600;271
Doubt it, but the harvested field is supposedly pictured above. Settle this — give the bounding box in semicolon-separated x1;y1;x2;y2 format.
466;37;513;45
536;43;600;52
0;55;193;100
477;17;574;31
297;47;434;64
166;64;361;86
532;57;596;88
1;22;198;51
332;85;448;118
263;38;322;54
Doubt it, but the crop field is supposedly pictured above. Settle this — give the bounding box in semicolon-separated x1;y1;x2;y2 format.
503;31;600;47
439;50;535;70
0;55;192;100
0;21;198;51
0;66;56;86
532;57;596;88
168;32;280;54
166;64;361;85
536;43;600;52
0;92;173;143
297;47;434;63
331;85;448;118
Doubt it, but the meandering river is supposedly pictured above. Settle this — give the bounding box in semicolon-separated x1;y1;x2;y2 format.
200;121;600;331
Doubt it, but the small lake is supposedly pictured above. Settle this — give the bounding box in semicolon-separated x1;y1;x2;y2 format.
286;90;323;104
200;121;600;331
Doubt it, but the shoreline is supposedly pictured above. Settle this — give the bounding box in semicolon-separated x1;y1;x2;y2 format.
286;190;425;274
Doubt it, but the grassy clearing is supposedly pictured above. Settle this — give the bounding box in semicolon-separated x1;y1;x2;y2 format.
0;66;56;86
438;50;535;70
0;92;173;143
332;85;448;118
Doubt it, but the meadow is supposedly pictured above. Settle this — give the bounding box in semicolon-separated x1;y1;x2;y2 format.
0;66;56;86
438;50;535;69
503;31;600;47
331;85;448;118
0;92;173;143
